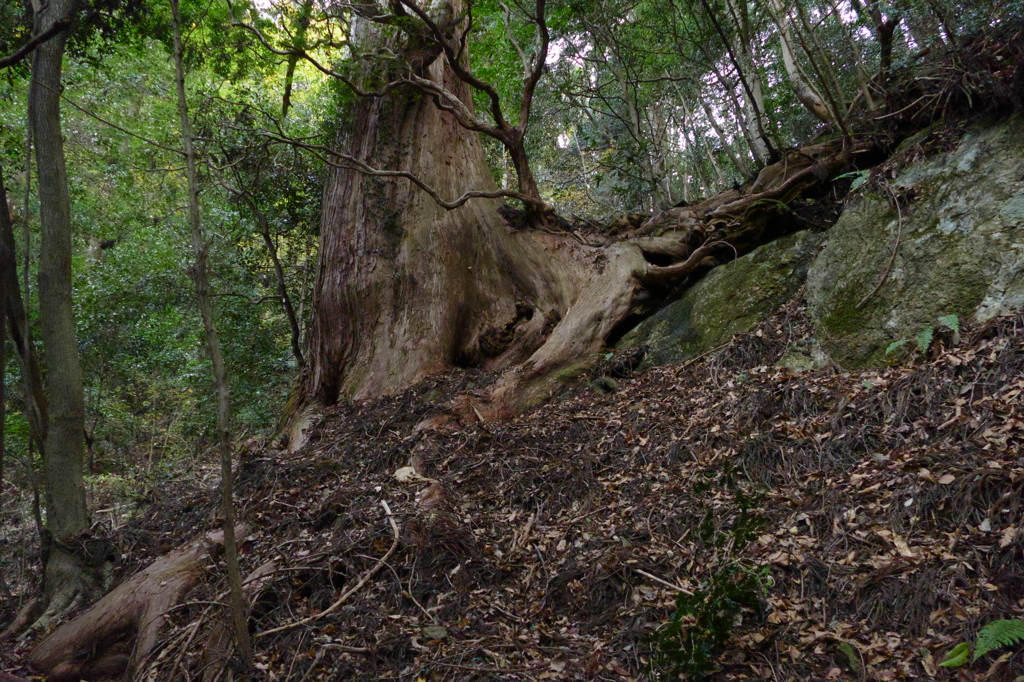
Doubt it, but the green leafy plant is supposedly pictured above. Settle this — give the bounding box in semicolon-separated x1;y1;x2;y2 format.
649;468;768;680
974;619;1024;661
915;326;934;352
939;642;970;667
937;314;959;334
835;169;871;191
885;314;962;359
938;619;1024;667
885;339;909;356
650;564;768;680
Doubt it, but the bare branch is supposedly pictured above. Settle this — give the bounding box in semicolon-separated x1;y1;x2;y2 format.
0;20;71;70
261;131;530;210
34;80;185;157
517;0;548;130
397;0;511;129
499;1;530;74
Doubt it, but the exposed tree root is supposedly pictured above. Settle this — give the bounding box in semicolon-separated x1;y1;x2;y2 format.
457;140;873;420
0;598;40;644
28;525;245;682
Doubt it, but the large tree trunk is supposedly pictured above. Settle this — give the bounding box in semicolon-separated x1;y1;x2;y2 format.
29;0;95;620
307;11;567;405
306;8;865;423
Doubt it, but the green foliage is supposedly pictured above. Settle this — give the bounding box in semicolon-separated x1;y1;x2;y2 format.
885;339;909;356
974;619;1024;662
885;314;962;360
915;326;934;352
649;466;769;680
938;314;959;334
939;642;970;667
1;9;324;475
650;564;768;680
936;619;1024;668
836;169;871;191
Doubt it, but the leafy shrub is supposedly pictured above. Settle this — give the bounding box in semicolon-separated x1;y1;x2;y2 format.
939;618;1024;667
974;619;1024;661
649;468;769;680
650;563;768;680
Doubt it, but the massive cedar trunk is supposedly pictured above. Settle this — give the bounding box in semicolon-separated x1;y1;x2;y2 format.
307;12;566;405
29;0;95;619
306;5;866;422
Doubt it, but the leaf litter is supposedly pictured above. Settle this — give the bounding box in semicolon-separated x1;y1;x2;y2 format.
8;296;1024;681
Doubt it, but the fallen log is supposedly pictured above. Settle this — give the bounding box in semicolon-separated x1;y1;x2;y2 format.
29;525;246;682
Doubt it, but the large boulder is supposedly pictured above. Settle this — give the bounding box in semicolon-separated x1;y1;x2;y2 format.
807;116;1024;367
619;230;823;366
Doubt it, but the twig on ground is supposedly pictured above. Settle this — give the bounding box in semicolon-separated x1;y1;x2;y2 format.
257;500;400;637
633;568;695;595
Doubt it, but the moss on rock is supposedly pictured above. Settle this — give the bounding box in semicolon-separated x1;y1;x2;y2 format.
807;116;1024;367
620;230;823;367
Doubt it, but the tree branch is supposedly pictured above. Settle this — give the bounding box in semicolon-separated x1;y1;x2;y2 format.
261;131;529;209
0;20;71;70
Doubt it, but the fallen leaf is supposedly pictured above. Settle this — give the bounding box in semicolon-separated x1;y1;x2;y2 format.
999;526;1017;548
395;466;429;483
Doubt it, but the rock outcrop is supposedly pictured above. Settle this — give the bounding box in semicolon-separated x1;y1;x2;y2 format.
806;116;1024;366
620;230;823;366
625;116;1024;371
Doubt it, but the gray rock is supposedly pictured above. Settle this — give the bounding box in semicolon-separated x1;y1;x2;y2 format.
620;230;823;367
806;116;1024;367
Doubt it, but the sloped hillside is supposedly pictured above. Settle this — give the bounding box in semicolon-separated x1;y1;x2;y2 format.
16;296;1019;681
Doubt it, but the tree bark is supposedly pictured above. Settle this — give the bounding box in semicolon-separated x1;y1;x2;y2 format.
29;526;245;682
168;0;254;671
0;167;48;456
29;0;94;618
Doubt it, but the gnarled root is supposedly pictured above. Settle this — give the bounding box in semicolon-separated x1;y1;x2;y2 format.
29;525;245;682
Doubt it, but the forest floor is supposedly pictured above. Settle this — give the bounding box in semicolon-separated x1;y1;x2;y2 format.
6;292;1023;681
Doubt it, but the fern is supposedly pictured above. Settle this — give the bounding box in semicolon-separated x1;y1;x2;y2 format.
974;619;1024;662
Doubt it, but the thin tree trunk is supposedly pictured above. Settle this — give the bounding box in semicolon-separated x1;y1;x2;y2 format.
698;1;777;164
766;0;834;124
168;0;253;671
827;0;877;110
723;0;774;163
252;201;304;367
606;50;668;208
0;238;5;492
695;88;751;177
29;0;93;618
0;167;48;454
281;0;312;118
